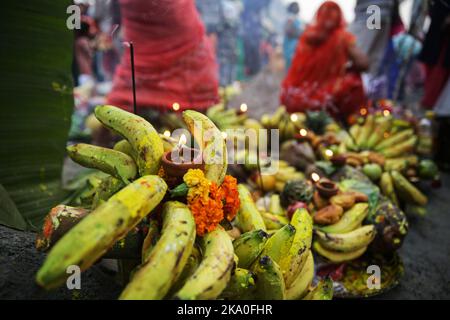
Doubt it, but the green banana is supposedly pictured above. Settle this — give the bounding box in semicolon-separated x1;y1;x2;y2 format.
319;203;369;234
95;105;164;176
313;241;367;263
220;268;256;300
91;175;125;208
261;212;289;230
67;143;137;184
120;201;196;300
236;184;266;232
233;230;269;269
374;129;414;151
356;115;375;149
279;208;313;288
286;250;314;300
269;194;284;216
315;225;376;252
141;218;160;263
175;227;234;300
391;170;428;206
182;110;227;184
114;139;137;160
261;224;296;265
303;278;333;300
379;172;399;205
252;255;286;300
36;176;167;289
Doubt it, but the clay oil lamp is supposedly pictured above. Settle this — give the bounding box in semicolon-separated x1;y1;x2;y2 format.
316;178;339;199
161;134;204;180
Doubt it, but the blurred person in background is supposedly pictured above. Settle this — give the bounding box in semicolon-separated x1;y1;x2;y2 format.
283;2;303;70
197;0;242;86
241;0;271;77
349;0;396;76
281;1;369;120
419;0;450;110
73;1;98;87
107;0;219;113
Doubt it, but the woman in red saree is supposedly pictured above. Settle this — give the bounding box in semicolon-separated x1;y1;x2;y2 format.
107;0;219;112
281;1;369;119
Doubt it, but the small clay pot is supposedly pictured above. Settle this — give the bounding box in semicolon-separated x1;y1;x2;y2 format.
161;147;204;178
316;179;339;198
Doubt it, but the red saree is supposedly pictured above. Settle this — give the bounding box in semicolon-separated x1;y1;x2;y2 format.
281;1;365;118
107;0;219;112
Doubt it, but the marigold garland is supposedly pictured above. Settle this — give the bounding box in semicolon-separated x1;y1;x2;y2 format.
183;169;240;236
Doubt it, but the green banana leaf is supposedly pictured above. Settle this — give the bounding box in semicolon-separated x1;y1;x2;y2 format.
0;1;74;230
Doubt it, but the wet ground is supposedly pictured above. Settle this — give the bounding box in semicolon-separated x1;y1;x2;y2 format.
0;174;449;300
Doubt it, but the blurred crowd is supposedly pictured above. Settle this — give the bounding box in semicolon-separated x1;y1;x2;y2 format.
71;0;450;165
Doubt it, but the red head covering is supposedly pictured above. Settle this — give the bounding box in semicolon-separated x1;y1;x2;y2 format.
281;1;364;117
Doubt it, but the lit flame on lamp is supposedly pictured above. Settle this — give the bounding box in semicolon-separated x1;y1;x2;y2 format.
299;129;308;137
311;172;320;183
360;108;368;116
240;103;248;113
172;102;180;111
177;133;187;149
290;114;298;122
163;130;171;138
325;149;334;158
383;109;391;117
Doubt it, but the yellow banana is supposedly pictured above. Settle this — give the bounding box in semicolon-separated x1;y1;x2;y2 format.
313;241;367;263
36;176;167;289
286;250;314;300
174;227;234;300
319;203;369;234
182;110;227;184
236;184;266;232
120;201;196;300
315;225;376;252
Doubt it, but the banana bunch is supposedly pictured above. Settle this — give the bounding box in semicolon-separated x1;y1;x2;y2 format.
225;208;320;300
313;203;375;263
206;104;248;130
260;106;306;141
345;114;418;159
379;170;428;208
248;160;305;193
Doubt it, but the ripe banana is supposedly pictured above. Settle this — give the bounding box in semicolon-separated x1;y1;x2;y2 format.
374;129;414;151
182;110;227;184
120;201;196;300
319;203;369;234
313;241;367;263
36;176;167;289
279;208;313;287
67;143;137;184
285;250;314;300
261;224;296;265
168;246;202;296
95;105;164;176
175;227;234;300
261;212;289;230
252;255;286;300
233;229;269;269
315;225;376;252
220;268;257;300
236;184;266;232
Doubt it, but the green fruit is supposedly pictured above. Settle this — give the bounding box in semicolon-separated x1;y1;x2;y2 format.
418;159;439;180
233;230;269;269
362;163;383;181
280;180;314;208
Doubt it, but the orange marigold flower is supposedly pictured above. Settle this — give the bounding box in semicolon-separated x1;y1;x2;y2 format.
220;175;240;221
189;182;224;236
